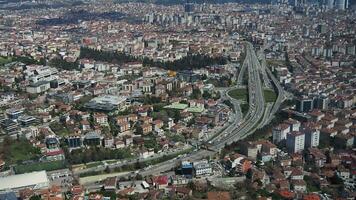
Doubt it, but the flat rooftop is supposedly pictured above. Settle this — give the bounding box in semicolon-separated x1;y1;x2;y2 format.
0;171;49;191
164;103;188;110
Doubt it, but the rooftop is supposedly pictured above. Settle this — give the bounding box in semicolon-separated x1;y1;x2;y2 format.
0;171;49;191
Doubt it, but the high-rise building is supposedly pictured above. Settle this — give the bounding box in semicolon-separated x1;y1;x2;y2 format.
327;0;334;9
294;0;306;7
305;128;320;148
184;0;194;13
336;0;348;10
272;123;291;144
278;0;288;5
193;160;212;177
287;131;305;153
296;97;314;113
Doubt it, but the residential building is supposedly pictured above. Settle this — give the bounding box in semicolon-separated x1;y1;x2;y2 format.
273;123;290;144
286;131;305;153
193;160;212;177
305;128;320;148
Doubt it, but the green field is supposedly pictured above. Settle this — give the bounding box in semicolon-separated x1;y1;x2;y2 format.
79;148;193;178
228;88;248;102
164;103;188;110
2;139;41;164
49;122;71;137
240;103;249;116
0;57;12;65
85;161;103;168
264;89;277;103
14;161;66;174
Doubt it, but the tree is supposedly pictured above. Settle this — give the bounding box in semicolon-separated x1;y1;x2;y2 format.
104;166;111;173
30;195;41;200
191;89;202;99
135;125;143;135
79;47;227;71
202;91;212;99
246;169;253;179
49;58;80;71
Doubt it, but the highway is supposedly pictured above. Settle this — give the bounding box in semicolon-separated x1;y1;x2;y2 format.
266;66;284;116
256;42;285;126
73;144;192;176
131;42;268;177
79;42;284;185
237;48;249;86
208;42;266;149
136;41;269;169
258;51;273;89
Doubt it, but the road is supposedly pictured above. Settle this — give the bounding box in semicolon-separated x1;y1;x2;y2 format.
208;42;266;149
73;144;191;175
79;42;284;185
258;51;273;89
201;87;243;142
265;65;285;120
255;42;285;126
132;41;268;178
237;48;249;86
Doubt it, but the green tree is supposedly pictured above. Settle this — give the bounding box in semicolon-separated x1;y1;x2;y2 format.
191;89;202;99
49;58;80;71
202;91;212;99
30;195;41;200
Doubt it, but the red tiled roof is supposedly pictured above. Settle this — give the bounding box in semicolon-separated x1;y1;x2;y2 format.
303;194;321;200
153;175;168;185
46;149;64;156
277;190;295;199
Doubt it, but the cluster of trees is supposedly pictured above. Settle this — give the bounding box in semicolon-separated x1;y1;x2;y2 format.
79;47;137;65
191;88;221;100
151;108;181;123
191;88;202;99
49;121;71;136
1;55;81;71
64;147;132;164
0;136;41;165
143;54;227;71
48;58;80;71
0;55;44;66
143;137;161;152
206;75;233;87
15;160;66;174
79;47;227;71
223;99;234;111
141;95;162;105
37;10;125;26
116;0;272;5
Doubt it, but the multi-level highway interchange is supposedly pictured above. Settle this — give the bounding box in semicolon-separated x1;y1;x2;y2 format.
77;41;285;187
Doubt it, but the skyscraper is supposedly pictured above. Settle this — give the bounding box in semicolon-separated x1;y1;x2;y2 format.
287;131;305;153
305;128;320;148
294;0;307;7
184;0;194;13
327;0;334;9
336;0;349;10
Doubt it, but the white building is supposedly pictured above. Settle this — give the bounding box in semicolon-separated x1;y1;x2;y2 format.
193;160;212;177
272;123;290;144
26;81;50;94
305;128;320;148
291;180;307;193
85;95;127;111
284;118;301;132
27;66;58;83
0;171;49;192
286;131;305;153
336;0;349;10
